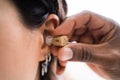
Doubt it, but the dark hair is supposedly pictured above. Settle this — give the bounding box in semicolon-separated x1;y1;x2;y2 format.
12;0;67;29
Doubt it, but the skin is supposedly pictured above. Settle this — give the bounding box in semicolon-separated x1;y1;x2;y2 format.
0;1;59;80
3;0;116;80
52;11;120;80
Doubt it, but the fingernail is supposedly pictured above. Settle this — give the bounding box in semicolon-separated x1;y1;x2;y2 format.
60;47;73;61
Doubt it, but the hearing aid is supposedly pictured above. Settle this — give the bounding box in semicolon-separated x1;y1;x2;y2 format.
46;36;69;47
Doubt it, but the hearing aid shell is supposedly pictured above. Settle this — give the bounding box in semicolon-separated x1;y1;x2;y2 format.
46;36;69;46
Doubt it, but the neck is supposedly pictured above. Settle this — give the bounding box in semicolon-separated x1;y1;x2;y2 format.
35;66;40;80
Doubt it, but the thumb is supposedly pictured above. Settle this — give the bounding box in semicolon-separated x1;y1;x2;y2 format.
58;43;115;66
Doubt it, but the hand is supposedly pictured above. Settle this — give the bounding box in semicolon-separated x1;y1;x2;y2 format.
52;11;120;80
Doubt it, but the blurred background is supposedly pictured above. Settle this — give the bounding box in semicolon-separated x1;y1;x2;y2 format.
57;0;120;80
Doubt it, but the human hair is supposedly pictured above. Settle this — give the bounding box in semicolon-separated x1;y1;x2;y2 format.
12;0;67;29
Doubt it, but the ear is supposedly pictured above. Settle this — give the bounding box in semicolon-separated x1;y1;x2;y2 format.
39;14;59;61
44;14;59;35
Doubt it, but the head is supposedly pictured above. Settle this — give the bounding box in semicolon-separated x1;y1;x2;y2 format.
0;0;67;80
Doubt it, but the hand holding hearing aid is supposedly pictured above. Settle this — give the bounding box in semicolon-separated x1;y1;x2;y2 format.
51;11;120;79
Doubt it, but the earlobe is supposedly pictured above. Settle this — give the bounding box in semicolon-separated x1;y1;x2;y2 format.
44;14;59;33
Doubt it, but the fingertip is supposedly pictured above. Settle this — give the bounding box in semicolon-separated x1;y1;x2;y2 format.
58;47;73;61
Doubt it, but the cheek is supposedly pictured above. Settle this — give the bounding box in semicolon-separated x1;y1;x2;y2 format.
0;24;43;79
0;3;44;79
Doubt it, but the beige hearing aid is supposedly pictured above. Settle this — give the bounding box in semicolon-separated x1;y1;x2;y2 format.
46;36;69;47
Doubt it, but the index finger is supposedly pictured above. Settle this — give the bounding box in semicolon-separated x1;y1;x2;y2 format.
53;18;76;37
53;11;90;37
